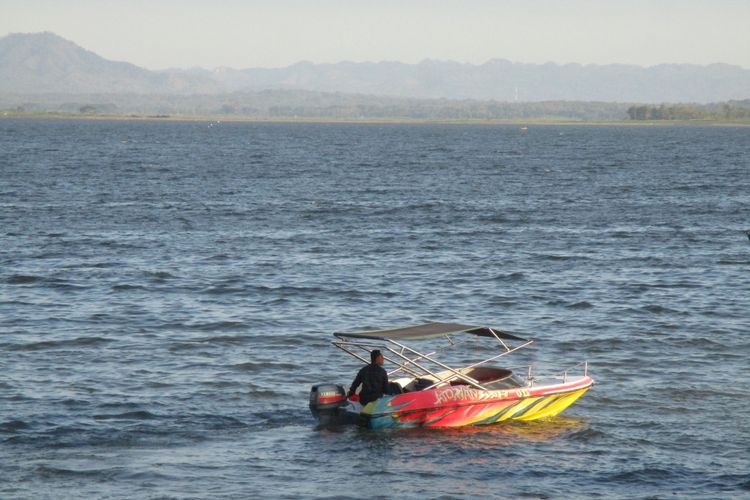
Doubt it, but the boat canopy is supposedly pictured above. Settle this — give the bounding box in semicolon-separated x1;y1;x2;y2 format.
334;322;527;342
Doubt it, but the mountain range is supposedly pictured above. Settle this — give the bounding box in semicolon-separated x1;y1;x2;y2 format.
2;32;749;103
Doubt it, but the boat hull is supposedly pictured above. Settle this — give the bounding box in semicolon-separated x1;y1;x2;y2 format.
358;376;593;429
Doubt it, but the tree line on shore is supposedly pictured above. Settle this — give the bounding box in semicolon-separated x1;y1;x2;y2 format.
626;100;750;120
3;91;749;122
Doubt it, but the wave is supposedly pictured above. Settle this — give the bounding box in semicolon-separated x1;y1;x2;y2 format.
718;259;750;266
198;380;241;388
165;334;262;353
62;261;122;269
488;297;518;306
5;274;91;290
48;280;90;290
245;409;311;429
93;411;158;421
202;285;247;294
247;389;282;398
230;361;298;372
249;284;396;298
111;283;147;291
203;253;232;261
6;336;112;351
607;467;674;483
567;426;608;442
195;383;282;397
568;301;594;309
5;274;41;284
96;240;147;250
143;381;174;389
538;254;576;261
0;419;30;432
717;474;750;491
194;332;250;341
493;272;524;282
608;230;634;239
477;214;509;224
642;304;681;314
35;465;114;479
145;270;176;280
158;321;248;333
4;411;260;448
632;281;703;290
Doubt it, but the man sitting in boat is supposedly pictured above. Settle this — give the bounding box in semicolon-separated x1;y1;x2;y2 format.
348;349;388;406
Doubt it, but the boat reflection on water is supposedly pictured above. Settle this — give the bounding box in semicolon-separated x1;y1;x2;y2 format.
452;415;590;445
352;416;589;450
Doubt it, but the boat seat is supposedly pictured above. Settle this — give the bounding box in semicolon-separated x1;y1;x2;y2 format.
413;378;434;391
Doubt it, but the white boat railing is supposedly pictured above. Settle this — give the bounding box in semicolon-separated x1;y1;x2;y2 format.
523;360;589;386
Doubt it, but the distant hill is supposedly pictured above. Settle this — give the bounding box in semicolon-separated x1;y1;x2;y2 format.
1;32;749;104
201;59;750;103
0;32;221;94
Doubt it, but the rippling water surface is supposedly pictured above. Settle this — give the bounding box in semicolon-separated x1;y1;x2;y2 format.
1;119;749;498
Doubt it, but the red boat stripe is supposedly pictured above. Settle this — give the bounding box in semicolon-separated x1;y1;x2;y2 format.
319;395;344;403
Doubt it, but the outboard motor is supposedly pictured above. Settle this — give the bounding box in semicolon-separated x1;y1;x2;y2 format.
309;384;348;425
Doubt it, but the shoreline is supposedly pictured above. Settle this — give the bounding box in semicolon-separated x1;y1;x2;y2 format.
2;110;749;127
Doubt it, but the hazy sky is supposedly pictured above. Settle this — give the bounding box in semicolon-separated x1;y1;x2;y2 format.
3;0;750;70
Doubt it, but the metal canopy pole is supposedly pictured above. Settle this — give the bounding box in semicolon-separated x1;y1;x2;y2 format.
332;342;370;365
387;350;437;377
381;347;448;383
427;339;534;387
388;339;488;390
332;340;423;378
334;337;478;387
332;333;533;392
462;339;534;371
488;328;511;351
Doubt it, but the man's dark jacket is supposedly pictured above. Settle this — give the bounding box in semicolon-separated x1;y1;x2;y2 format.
349;363;388;406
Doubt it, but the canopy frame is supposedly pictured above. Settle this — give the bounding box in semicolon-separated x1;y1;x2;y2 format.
332;322;534;391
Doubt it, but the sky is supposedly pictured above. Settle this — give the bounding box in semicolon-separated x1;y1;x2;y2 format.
2;0;750;70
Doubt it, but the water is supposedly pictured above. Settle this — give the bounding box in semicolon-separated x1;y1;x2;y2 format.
1;118;749;499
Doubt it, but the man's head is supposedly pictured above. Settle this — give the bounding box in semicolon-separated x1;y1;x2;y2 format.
370;349;384;366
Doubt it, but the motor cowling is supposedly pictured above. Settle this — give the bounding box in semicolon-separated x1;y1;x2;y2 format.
309;384;347;422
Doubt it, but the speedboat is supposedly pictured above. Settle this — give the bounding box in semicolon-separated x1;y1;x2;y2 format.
309;322;593;429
